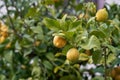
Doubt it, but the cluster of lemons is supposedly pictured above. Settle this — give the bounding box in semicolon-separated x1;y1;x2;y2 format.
53;8;108;62
0;21;8;44
53;36;91;62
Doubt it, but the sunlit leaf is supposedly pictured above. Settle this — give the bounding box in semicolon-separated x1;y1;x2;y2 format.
79;53;89;61
32;66;41;78
81;35;100;50
43;18;60;31
107;53;116;64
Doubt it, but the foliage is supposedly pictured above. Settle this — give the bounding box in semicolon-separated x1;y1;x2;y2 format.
0;0;120;80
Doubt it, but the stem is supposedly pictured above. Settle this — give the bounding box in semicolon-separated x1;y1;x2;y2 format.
103;47;107;80
4;0;22;38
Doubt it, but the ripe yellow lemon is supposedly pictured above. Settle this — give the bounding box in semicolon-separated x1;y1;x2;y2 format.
53;36;66;48
0;24;8;32
95;8;108;22
0;32;8;38
0;23;8;38
66;48;79;62
0;36;5;43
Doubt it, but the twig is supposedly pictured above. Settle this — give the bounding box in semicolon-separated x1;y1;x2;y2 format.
4;0;22;38
103;46;107;80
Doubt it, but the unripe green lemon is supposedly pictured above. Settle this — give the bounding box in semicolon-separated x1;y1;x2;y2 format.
95;8;108;22
66;48;79;62
53;36;66;48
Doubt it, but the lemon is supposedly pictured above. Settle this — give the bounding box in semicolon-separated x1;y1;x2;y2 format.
0;23;8;37
0;36;5;43
0;24;8;32
53;36;66;48
66;48;79;62
95;8;108;22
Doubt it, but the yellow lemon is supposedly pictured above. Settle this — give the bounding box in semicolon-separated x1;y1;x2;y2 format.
0;23;8;37
0;24;8;32
53;36;66;48
0;36;5;43
95;8;108;22
66;48;79;62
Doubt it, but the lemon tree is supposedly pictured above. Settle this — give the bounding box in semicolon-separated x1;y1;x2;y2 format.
0;0;120;80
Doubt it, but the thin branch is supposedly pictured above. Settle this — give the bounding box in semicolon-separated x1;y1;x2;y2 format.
103;46;107;80
4;0;22;38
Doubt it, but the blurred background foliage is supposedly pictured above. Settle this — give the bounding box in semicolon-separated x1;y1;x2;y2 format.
0;0;120;80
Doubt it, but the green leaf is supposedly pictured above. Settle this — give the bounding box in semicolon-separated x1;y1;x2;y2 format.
81;35;100;50
92;50;102;64
106;44;117;54
4;50;13;63
23;34;34;42
90;30;106;38
32;66;41;78
107;53;116;64
79;53;89;61
43;18;60;31
69;20;82;31
46;53;54;60
99;23;112;38
15;41;21;51
87;17;95;24
25;7;39;18
61;14;67;22
64;31;75;40
31;26;43;34
30;57;39;66
24;49;32;57
43;60;53;70
0;74;6;80
60;75;78;80
93;66;104;73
